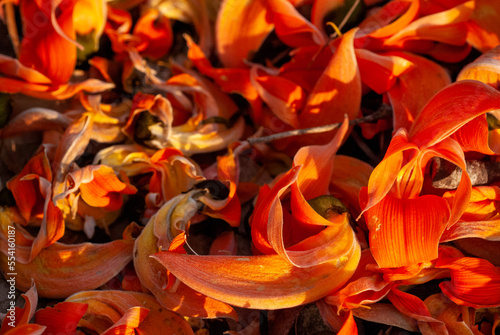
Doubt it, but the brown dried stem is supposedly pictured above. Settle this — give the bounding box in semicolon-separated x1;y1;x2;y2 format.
246;104;391;145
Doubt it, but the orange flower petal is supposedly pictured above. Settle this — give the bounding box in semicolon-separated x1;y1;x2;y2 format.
0;55;52;84
0;324;46;335
387;288;447;334
67;290;195;335
7;150;52;222
35;302;88;334
133;204;237;318
297;28;361;147
360;192;450;268
133;9;173;59
216;0;273;68
0;283;37;333
409;80;500;149
383;1;473;48
467;0;500;52
337;311;359;335
101;307;149;335
0;107;72;138
386;52;451;131
451;114;494;154
78;165;137;211
185;35;263;119
152;250;360;310
19;0;77;84
0;237;134;298
249;65;304;128
355;49;415;95
436;257;500;308
458;45;500;89
266;0;326;47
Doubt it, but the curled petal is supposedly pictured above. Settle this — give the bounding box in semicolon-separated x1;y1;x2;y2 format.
18;0;77;84
101;307;149;335
266;0;326;47
293;116;349;199
78;165;137;211
355;49;415;95
133;199;237;318
383;1;473;48
436;257;500;308
409;80;500;149
457;45;500;89
387;52;451;131
249;66;304;128
152;248;360;310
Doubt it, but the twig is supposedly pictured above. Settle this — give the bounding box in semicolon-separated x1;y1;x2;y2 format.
246;104;391;145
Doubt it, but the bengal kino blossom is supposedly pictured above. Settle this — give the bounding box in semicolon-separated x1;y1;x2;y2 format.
6;224;16;327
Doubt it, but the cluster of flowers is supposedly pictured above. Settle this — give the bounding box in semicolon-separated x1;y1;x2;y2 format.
0;0;499;333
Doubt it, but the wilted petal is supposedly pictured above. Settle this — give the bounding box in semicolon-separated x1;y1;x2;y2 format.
154;0;212;54
168;117;246;155
0;235;134;298
0;107;72;138
352;303;419;332
436;257;500;308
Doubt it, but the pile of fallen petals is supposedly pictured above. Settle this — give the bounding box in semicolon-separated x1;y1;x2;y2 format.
0;0;500;334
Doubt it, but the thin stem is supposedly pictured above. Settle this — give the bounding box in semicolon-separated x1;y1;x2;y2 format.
330;0;362;39
246;104;391;145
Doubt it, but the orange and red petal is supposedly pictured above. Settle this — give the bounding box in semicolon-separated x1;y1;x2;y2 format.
360;192;450;268
436;257;500;308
